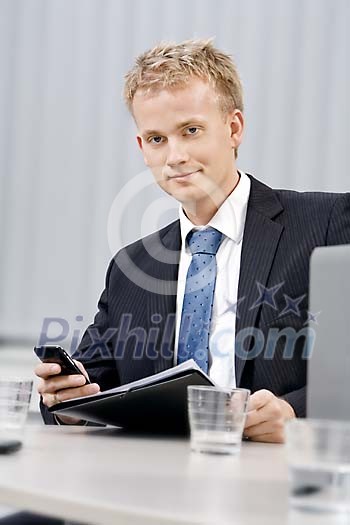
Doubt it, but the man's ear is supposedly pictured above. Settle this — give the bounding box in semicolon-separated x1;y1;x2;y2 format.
136;135;149;166
229;110;244;150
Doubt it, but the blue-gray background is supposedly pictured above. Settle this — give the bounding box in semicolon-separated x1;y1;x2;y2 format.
0;0;349;345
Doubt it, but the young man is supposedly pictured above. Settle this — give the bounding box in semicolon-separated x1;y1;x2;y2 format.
36;39;350;442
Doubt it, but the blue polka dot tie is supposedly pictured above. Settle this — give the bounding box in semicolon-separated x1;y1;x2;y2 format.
177;227;223;373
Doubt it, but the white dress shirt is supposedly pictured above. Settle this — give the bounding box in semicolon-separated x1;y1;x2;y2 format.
174;171;251;388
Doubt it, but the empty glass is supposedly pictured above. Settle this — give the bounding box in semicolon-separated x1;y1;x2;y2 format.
187;386;250;455
286;418;350;513
0;379;33;439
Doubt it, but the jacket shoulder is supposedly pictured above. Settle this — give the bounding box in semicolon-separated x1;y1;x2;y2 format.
275;187;347;207
115;219;180;259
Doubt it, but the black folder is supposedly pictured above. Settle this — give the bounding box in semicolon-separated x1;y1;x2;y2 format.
50;360;214;433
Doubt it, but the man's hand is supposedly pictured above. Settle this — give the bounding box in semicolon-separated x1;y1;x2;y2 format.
35;360;100;425
243;389;295;443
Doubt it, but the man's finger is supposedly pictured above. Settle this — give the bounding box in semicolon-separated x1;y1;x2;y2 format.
55;383;100;403
245;393;283;429
73;360;90;381
247;389;274;411
244;409;266;429
246;430;285;444
42;393;58;409
244;403;273;429
244;419;284;438
37;374;86;395
42;383;100;408
34;362;61;379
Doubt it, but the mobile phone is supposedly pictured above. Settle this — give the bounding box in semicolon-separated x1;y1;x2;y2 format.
34;345;90;384
0;439;22;454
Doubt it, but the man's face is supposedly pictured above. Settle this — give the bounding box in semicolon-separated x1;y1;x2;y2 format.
133;78;244;210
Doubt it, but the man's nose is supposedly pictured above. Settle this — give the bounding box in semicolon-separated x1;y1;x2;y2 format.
166;139;190;167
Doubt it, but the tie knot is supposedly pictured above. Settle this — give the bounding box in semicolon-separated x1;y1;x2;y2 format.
187;227;223;256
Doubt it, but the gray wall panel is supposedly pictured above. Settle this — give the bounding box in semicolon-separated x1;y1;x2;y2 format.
0;0;349;343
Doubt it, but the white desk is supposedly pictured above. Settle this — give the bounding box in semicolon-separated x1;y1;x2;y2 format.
0;423;347;525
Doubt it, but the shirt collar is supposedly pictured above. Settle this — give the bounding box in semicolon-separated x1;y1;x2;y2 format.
179;170;251;247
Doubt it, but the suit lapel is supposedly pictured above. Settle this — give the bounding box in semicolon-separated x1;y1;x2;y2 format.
146;221;181;373
235;176;284;386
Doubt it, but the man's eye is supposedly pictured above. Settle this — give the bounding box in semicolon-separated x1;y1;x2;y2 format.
149;136;163;144
186;127;199;135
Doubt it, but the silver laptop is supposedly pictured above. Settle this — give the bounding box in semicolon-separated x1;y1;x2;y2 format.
307;244;350;421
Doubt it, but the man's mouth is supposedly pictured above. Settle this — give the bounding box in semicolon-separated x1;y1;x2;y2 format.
167;170;200;180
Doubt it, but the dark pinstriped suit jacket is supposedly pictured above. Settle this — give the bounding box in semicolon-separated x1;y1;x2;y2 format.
41;175;350;424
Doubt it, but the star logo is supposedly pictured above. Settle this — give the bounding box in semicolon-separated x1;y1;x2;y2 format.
202;319;211;333
229;297;246;319
249;282;284;311
279;294;306;317
304;310;321;325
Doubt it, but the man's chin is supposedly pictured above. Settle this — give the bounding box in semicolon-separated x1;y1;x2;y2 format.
165;185;208;204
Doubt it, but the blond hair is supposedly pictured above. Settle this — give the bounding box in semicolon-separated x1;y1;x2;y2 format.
123;38;244;116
